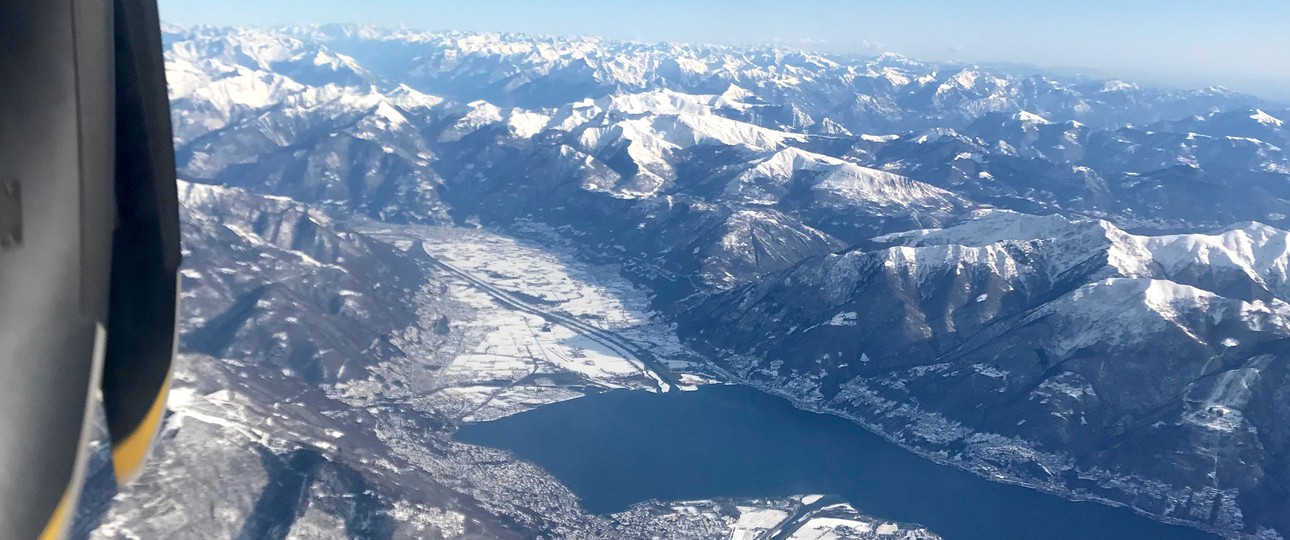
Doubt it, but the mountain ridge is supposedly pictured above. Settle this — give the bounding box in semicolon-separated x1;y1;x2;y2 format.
84;24;1290;539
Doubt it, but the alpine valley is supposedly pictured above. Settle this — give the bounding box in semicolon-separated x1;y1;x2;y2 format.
78;24;1290;539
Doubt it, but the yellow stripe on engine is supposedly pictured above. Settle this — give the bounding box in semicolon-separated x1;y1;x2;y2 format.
42;324;108;540
111;374;171;485
37;486;73;540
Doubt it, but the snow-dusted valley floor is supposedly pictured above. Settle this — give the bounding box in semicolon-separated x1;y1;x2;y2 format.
355;223;713;422
344;225;939;538
132;23;1290;539
325;224;933;539
92;214;927;539
90;213;1221;540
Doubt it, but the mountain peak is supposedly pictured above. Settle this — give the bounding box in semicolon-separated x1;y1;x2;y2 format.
387;84;444;110
1013;110;1052;125
1251;109;1285;127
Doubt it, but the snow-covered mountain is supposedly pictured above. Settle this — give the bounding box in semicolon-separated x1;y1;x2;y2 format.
82;24;1290;539
165;24;1290;269
681;211;1290;536
81;176;931;540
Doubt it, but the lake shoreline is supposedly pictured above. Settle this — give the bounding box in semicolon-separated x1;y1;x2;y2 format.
730;379;1240;540
456;384;1224;540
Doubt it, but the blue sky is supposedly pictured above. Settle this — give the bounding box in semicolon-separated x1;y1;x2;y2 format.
160;0;1290;101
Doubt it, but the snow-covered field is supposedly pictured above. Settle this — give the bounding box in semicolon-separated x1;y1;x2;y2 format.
430;225;706;366
783;502;933;540
380;225;712;421
605;496;939;540
430;277;653;422
423;230;648;329
730;507;790;540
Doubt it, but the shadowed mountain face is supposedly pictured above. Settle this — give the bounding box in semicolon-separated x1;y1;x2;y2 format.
83;24;1290;539
680;212;1290;536
176;181;425;384
166;26;1289;291
82;184;538;539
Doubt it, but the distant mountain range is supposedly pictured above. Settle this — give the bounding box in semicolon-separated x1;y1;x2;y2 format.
86;24;1290;539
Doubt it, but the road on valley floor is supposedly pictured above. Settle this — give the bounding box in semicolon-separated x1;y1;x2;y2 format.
762;496;846;540
416;243;677;390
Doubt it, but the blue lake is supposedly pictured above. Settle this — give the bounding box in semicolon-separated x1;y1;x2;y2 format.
455;384;1217;540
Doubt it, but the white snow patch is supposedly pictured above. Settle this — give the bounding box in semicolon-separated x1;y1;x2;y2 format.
731;507;790;539
827;312;859;326
506;110;552;138
1251;109;1284;127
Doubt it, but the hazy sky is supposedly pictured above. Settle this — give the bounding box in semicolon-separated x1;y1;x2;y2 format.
160;0;1290;101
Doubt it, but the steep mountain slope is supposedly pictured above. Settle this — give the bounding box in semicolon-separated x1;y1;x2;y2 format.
81;184;546;538
175;181;431;383
98;24;1290;539
82;178;938;540
164;24;1290;275
681;211;1290;537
